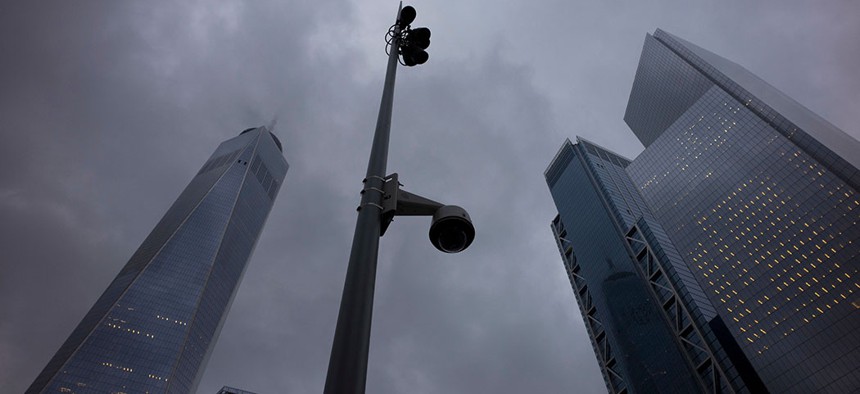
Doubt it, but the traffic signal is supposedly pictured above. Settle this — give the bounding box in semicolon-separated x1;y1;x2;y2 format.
398;6;416;28
407;27;431;49
397;6;431;67
400;45;429;66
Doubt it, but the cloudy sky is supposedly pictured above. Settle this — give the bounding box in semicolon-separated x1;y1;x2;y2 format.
1;1;858;393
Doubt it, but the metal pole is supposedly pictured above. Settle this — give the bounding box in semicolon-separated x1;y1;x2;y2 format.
324;4;402;394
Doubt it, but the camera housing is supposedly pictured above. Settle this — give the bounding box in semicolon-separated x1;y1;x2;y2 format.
429;205;475;253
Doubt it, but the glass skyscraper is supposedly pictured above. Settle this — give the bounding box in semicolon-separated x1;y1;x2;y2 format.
27;127;288;394
547;29;859;393
216;386;257;394
547;138;717;393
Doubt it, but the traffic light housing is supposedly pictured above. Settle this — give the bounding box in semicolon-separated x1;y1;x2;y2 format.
398;6;416;28
396;6;431;67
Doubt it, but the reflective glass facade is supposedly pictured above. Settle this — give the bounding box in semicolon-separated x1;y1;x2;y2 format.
216;386;257;394
549;29;859;393
27;127;288;394
546;139;709;393
623;30;860;393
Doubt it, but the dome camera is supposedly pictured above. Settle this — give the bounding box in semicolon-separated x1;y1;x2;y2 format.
429;205;475;253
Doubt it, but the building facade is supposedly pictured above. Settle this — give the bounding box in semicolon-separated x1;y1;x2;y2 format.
548;29;859;393
216;386;257;394
27;127;288;394
547;138;758;393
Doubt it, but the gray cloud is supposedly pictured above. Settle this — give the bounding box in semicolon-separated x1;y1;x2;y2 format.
1;0;858;393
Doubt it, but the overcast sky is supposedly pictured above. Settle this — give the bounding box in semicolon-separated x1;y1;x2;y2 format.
1;1;858;393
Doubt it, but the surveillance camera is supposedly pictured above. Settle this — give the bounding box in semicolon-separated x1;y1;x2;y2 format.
429;205;475;253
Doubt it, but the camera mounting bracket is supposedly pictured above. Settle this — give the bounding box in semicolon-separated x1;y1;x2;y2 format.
380;173;443;236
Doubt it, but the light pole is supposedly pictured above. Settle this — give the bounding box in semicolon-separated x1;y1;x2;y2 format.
323;4;475;394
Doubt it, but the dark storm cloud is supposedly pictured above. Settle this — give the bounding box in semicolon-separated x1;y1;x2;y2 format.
2;1;859;393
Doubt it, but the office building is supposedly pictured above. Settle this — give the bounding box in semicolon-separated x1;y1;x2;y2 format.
216;386;257;394
27;126;288;393
547;138;753;393
547;29;859;393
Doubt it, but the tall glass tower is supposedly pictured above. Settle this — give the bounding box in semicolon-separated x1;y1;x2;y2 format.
547;29;859;393
27;127;288;394
547;138;718;393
